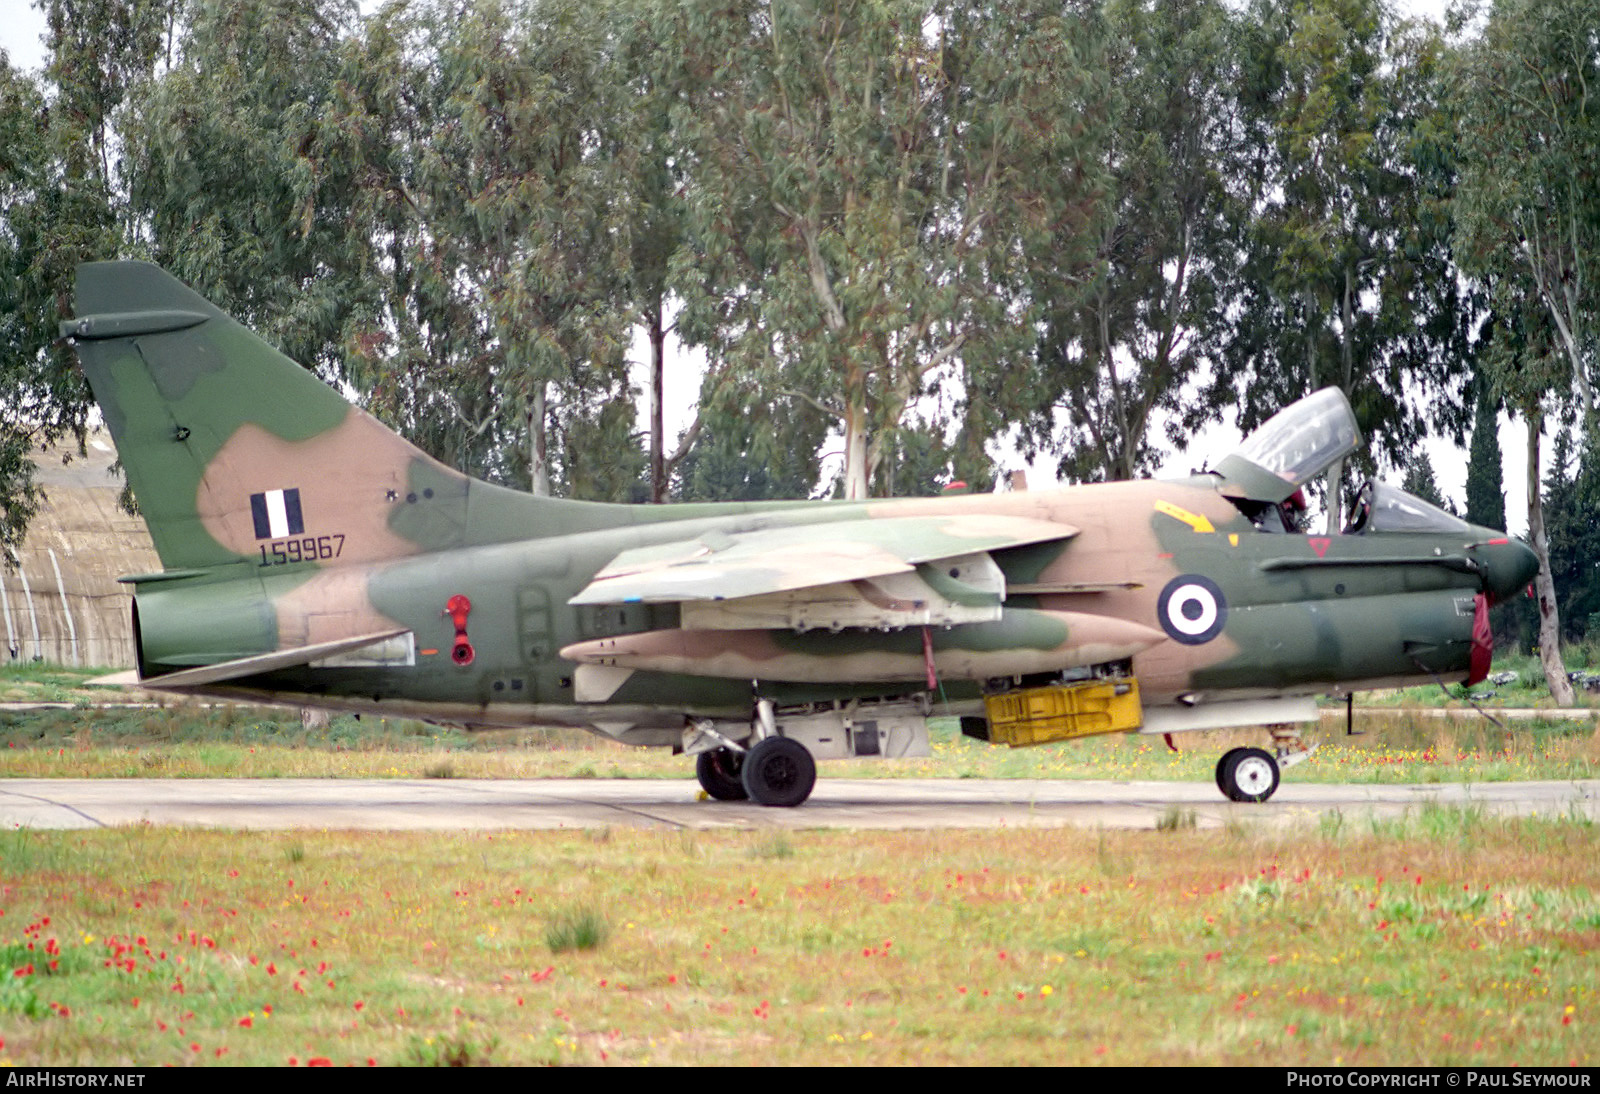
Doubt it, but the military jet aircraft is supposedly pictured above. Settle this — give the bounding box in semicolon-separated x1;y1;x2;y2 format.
62;262;1539;806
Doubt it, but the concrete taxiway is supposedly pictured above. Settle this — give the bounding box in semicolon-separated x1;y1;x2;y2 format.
1;777;1596;831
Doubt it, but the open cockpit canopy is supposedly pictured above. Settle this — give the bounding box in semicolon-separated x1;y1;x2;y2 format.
1214;387;1361;505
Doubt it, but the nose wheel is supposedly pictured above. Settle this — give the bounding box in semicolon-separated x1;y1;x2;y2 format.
1215;746;1281;803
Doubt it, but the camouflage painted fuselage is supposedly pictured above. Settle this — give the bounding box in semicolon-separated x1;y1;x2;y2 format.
65;262;1537;751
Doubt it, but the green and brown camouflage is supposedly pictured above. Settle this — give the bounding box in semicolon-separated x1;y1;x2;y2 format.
63;262;1539;805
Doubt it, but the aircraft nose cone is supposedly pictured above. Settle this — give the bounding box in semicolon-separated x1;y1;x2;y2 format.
1479;536;1540;603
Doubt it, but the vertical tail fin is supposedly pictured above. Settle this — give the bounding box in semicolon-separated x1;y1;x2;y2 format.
64;261;530;571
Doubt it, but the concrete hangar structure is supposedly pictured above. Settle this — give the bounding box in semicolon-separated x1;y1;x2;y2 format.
2;433;157;668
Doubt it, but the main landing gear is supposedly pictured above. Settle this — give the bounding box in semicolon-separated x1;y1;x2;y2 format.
740;736;816;808
1214;725;1317;803
687;696;929;807
693;738;817;806
686;703;820;807
695;748;747;801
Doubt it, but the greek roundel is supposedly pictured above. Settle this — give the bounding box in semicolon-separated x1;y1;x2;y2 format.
1156;574;1227;645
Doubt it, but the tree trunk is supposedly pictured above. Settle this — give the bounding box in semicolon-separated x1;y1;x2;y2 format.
648;305;666;503
529;385;550;497
1527;415;1574;705
843;395;869;500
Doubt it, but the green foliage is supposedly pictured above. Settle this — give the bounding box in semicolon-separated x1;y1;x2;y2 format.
1540;429;1600;639
1464;372;1506;532
404;1032;499;1067
1399;451;1451;513
0;0;1592;571
871;423;994;498
544;906;608;953
1029;0;1239;483
1454;0;1600;431
1201;0;1473;521
0;22;129;554
665;0;1114;499
673;397;828;501
1454;0;1600;692
123;0;377;382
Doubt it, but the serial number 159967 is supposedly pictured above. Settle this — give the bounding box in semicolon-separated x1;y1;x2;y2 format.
258;534;345;566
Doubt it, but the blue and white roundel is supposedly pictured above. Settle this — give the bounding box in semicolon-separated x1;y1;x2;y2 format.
1157;574;1227;645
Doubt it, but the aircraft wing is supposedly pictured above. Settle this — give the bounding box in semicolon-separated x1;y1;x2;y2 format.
570;515;1076;631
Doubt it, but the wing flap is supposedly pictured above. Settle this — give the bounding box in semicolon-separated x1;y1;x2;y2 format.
570;515;1077;606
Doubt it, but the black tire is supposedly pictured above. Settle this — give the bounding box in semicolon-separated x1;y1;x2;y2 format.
1220;746;1280;803
1215;747;1244;794
740;736;816;807
696;748;748;801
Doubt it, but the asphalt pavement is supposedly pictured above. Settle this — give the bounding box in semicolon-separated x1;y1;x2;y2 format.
2;776;1595;831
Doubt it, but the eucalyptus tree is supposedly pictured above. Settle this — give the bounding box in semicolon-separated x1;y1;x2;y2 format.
662;0;1114;500
1455;0;1600;431
1027;0;1239;484
1455;0;1600;700
0;2;176;552
122;0;378;380
1540;428;1600;642
43;0;176;193
610;2;692;502
400;0;636;502
1473;290;1575;701
1205;0;1472;527
332;0;649;495
0;56;51;556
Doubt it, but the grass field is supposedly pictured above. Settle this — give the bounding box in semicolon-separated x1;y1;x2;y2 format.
5;690;1598;785
1;811;1596;1066
3;662;1599;1066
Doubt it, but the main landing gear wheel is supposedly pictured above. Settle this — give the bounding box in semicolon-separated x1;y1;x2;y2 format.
1219;746;1280;803
1215;747;1245;794
740;736;817;807
696;748;748;801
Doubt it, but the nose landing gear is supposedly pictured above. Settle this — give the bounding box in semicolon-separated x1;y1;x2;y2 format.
1216;746;1280;802
1214;725;1317;803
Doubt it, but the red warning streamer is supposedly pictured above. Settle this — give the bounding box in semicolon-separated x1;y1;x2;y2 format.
1467;592;1491;686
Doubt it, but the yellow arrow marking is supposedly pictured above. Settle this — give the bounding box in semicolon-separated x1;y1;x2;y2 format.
1154;499;1215;534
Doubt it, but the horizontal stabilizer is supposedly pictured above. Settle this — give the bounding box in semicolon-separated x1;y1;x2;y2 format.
138;629;410;689
571;515;1077;606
